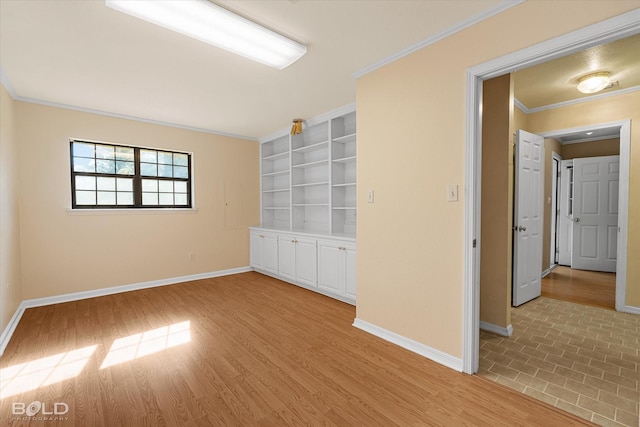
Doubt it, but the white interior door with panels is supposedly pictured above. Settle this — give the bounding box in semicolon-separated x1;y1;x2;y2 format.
571;155;619;273
513;130;544;307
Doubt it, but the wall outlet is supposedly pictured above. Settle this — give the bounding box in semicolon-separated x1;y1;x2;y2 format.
188;251;195;261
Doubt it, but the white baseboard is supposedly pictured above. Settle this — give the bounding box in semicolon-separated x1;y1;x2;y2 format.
623;305;640;315
0;266;251;356
479;321;513;337
352;318;463;372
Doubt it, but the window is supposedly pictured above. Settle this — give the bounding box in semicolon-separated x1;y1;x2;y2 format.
70;140;192;209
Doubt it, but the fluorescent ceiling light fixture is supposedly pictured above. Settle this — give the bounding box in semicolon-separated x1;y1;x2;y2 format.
576;72;611;94
105;0;307;70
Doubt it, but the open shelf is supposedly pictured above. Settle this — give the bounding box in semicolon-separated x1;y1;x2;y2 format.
260;106;356;237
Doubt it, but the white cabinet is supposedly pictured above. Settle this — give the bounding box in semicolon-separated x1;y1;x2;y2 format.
250;227;355;304
249;230;278;274
278;235;318;288
317;239;356;300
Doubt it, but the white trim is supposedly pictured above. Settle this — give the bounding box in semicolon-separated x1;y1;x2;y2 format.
623;305;640;315
0;66;17;98
560;134;620;145
0;304;26;356
0;266;251;356
513;98;528;113
524;86;640;114
352;318;463;372
479;322;513;337
259;103;356;143
616;121;630;312
538;120;629;312
0;70;256;142
353;0;525;79
464;10;640;374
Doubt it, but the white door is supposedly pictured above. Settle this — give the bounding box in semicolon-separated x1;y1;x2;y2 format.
513;130;544;306
571;155;619;272
295;237;318;288
278;236;296;281
558;160;574;266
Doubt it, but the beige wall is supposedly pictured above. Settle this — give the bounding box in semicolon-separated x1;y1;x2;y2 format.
0;84;23;333
356;1;639;358
16;102;259;300
528;90;640;306
479;74;512;329
562;138;620;159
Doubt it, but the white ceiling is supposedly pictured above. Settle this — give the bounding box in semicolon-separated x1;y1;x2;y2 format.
3;1;637;141
0;0;504;140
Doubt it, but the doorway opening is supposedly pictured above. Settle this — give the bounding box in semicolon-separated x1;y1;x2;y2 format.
463;11;639;375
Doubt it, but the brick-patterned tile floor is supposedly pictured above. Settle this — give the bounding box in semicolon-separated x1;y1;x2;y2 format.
478;297;639;427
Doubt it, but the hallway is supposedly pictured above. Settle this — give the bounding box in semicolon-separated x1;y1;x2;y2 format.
542;266;615;310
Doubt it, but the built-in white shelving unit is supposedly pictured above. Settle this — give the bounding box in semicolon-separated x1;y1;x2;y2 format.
258;105;356;237
251;105;357;304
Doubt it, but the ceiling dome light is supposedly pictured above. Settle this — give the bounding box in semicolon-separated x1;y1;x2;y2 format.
577;72;611;94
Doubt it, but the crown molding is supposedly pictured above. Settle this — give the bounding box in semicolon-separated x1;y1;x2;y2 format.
516;85;640;114
0;66;257;142
353;0;526;79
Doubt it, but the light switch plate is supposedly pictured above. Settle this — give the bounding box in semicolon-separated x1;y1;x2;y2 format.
447;185;458;202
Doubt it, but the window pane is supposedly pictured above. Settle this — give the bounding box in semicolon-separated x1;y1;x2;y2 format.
116;178;133;192
73;157;95;173
117;192;134;205
96;145;115;160
115;146;134;161
158;152;172;165
97;191;116;205
174;166;188;178
158;181;173;193
159;193;173;205
140;150;157;163
158;164;172;178
97;177;116;191
140;163;157;176
142;193;158;205
116;161;135;175
175;194;188;205
96;159;116;174
73;142;94;158
75;176;96;190
174;181;187;193
76;191;96;205
142;179;158;192
173;153;188;166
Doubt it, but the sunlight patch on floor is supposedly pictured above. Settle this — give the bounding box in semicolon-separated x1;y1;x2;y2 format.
0;345;98;399
100;321;191;369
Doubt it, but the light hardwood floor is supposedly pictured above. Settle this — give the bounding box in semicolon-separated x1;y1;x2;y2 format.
1;272;593;426
542;266;615;310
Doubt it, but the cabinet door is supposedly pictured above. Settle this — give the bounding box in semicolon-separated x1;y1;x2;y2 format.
344;245;357;299
318;242;342;294
278;236;296;281
295;238;317;287
249;232;263;269
262;233;279;274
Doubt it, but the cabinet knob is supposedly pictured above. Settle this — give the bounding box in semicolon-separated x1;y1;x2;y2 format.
259;234;264;238
291;239;296;243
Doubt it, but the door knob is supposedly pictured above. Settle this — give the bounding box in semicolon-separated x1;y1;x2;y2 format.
573;218;581;223
518;226;526;232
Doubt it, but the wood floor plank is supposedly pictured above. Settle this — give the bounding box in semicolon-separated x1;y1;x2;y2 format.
0;272;594;426
542;266;615;309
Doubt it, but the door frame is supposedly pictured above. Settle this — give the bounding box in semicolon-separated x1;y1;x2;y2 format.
550;151;562;269
540;126;626;278
462;9;640;374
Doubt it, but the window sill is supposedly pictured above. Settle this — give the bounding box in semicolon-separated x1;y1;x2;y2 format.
66;208;199;216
